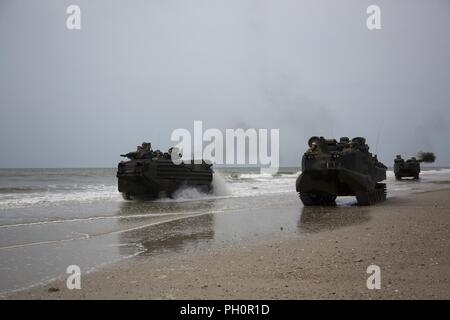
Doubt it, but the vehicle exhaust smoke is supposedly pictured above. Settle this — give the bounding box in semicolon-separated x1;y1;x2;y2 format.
417;152;436;163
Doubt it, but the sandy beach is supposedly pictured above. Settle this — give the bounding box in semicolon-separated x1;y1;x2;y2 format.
8;188;450;300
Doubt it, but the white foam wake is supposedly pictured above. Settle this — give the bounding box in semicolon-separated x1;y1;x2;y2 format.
0;185;121;209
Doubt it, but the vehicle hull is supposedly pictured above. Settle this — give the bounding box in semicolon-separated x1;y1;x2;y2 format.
296;168;383;196
394;162;420;179
117;159;213;199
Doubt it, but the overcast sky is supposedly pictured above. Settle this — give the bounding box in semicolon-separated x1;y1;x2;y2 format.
0;0;449;167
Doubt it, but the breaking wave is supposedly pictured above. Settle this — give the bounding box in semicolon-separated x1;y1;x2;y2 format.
0;185;120;209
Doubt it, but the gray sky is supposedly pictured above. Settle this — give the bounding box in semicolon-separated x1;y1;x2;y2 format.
1;0;449;167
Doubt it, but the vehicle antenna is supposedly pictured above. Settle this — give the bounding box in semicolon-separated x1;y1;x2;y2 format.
375;121;384;155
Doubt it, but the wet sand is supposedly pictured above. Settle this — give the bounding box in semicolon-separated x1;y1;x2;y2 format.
7;188;450;299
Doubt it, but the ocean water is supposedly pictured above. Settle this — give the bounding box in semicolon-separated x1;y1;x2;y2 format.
1;167;450;294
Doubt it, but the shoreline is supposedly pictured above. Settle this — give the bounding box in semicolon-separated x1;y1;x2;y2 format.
6;188;450;299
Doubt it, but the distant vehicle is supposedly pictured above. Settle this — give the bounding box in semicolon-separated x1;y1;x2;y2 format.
296;136;387;206
394;152;436;180
117;142;213;200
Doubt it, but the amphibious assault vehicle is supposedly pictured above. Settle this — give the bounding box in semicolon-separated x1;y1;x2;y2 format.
394;156;420;179
394;152;436;180
117;142;213;200
296;136;387;206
